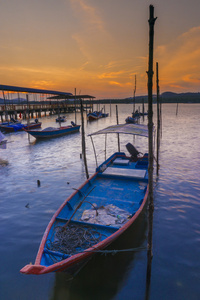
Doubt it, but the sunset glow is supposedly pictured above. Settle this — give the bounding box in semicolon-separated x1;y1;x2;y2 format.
0;0;200;98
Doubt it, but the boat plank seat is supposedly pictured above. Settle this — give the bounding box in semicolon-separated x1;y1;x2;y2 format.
103;167;146;179
113;158;130;166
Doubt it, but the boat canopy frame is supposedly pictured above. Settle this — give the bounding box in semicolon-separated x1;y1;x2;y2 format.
88;123;155;167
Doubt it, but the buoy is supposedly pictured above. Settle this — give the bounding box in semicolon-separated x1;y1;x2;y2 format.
37;180;41;187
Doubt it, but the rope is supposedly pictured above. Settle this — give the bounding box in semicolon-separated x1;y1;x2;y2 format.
84;246;147;256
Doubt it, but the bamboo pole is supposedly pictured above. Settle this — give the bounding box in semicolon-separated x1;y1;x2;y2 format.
160;96;162;138
2;91;8;123
146;4;157;296
156;62;160;176
26;94;30;142
75;88;77;124
80;99;89;179
176;102;178;116
133;75;136;114
116;105;120;152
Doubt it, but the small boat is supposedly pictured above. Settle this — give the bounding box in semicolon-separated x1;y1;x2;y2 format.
125;116;139;124
101;113;109;118
0;119;42;133
20;123;150;275
87;111;102;121
56;116;66;123
24;122;80;139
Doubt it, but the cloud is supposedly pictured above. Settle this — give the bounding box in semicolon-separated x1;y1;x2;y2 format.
156;26;200;91
70;0;104;31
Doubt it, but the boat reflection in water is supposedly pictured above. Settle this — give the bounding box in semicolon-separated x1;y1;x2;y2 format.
51;210;148;300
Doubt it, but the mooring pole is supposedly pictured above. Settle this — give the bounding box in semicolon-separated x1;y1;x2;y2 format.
26;94;30;142
2;91;8;123
133;74;136;114
75;88;77;124
80;99;89;179
116;105;120;152
176;102;178;116
156;62;160;176
146;5;157;298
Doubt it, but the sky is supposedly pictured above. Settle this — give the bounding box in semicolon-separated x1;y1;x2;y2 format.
0;0;200;99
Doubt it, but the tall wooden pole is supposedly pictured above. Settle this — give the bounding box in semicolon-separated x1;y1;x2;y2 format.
75;88;77;124
116;105;120;152
80;99;89;179
156;62;160;176
176;102;178;116
2;91;8;122
133;75;136;113
146;4;157;297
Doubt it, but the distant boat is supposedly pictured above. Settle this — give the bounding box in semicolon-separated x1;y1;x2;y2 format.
24;122;80;139
101;113;109;118
56;116;66;123
125;116;139;124
87;111;109;121
0;119;42;133
20;123;150;275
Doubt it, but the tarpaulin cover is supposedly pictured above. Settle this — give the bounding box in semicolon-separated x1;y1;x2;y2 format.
89;123;153;138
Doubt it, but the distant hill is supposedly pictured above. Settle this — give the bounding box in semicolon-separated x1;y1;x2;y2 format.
0;92;200;104
160;92;200;103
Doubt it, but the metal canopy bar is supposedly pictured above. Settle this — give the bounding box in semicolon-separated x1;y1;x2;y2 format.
89;123;152;138
0;84;72;96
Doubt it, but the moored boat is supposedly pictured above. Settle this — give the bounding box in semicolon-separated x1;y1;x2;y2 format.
20;123;150;275
0;119;42;133
87;111;102;121
24;122;80;139
56;116;66;123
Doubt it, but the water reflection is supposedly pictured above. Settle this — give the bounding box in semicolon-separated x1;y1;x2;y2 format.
51;211;148;300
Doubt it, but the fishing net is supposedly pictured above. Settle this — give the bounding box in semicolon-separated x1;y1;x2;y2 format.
46;224;102;256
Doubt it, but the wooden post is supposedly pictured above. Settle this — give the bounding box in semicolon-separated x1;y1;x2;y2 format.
80;99;89;179
116;105;120;152
156;62;160;176
75;88;77;124
57;100;61;127
26;94;30;142
2;91;8;123
146;4;157;294
160;96;162;138
176;102;178;116
133;75;136;114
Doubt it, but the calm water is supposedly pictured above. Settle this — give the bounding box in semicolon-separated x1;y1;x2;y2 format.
0;103;200;300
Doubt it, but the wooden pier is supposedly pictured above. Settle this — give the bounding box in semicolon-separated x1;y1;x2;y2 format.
0;101;94;122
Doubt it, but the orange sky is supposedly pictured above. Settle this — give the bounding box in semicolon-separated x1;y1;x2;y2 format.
0;0;200;99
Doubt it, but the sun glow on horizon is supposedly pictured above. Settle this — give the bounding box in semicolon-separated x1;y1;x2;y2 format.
0;1;200;99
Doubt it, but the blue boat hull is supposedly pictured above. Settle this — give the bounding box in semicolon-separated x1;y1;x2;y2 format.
20;152;149;275
25;125;80;139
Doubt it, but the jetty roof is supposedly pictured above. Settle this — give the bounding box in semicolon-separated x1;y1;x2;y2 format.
0;84;72;96
48;95;96;99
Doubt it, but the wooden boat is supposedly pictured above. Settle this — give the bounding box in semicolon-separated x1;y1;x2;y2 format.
101;113;109;118
24;123;80;139
87;111;102;121
20;123;150;275
56;116;66;123
125;116;139;124
0;120;42;133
